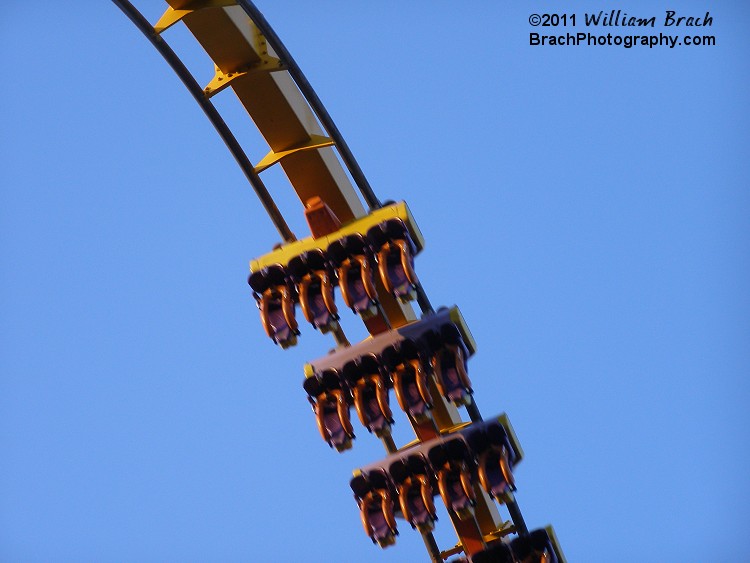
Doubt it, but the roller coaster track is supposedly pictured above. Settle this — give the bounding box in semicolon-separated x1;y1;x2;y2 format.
112;2;565;561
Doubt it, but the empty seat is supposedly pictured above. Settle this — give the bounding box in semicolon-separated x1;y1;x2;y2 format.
287;249;339;333
248;264;299;348
327;234;378;319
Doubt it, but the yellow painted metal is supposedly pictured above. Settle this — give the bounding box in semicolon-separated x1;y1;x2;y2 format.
155;2;426;334
448;306;477;356
424;375;460;434
473;488;506;543
497;413;524;463
372;277;416;330
302;363;315;380
437;421;472;436
155;8;193;33
546;525;568;563
204;58;285;98
154;0;238;34
159;1;420;330
250;202;424;272
254;134;335;173
440;543;464;559
163;1;367;224
482;523;516;543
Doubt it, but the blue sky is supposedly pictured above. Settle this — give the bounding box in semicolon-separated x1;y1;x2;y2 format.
1;1;748;561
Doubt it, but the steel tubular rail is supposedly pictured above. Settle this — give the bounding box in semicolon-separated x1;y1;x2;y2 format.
235;0;383;211
415;284;435;315
111;0;297;243
505;494;529;536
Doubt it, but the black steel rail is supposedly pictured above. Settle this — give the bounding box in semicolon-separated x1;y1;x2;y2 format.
236;0;383;211
111;0;297;243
